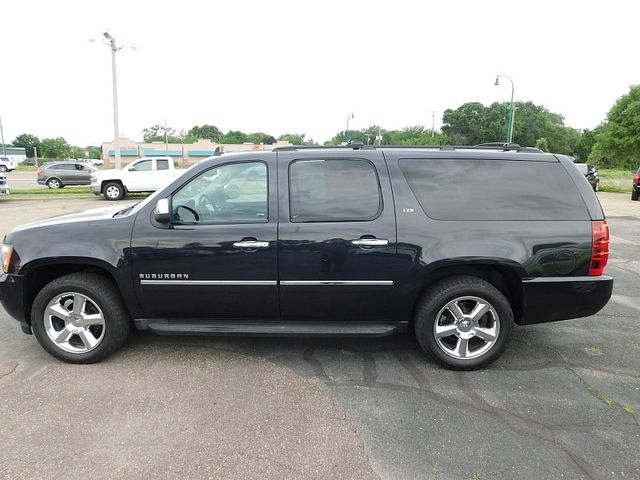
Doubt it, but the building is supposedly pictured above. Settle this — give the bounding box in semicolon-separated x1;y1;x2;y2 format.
1;146;27;163
101;138;291;166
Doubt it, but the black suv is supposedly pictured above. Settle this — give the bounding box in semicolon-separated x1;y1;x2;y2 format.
0;145;613;369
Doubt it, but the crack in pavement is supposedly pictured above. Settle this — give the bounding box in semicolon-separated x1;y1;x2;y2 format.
302;345;638;480
0;362;18;379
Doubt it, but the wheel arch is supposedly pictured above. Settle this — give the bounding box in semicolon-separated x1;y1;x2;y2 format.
20;259;132;326
412;259;526;325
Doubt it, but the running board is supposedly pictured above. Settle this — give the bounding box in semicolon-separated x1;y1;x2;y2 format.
134;319;403;337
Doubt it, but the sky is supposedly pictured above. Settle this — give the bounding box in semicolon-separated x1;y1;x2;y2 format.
1;0;638;147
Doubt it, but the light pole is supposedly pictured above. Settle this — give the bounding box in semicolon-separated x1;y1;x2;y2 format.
0;115;6;156
103;31;123;169
346;112;354;140
495;75;515;144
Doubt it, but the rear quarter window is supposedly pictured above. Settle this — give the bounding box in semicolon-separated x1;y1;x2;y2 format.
399;158;588;221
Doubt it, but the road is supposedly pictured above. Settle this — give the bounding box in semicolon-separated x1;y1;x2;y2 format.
0;193;639;480
3;171;42;189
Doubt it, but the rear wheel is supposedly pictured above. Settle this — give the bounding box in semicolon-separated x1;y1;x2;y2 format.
46;177;62;189
0;165;7;172
632;190;639;201
31;273;131;363
414;275;513;370
103;182;125;200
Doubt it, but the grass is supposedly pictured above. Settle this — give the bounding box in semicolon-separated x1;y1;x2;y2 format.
11;187;93;195
598;184;628;193
15;165;39;172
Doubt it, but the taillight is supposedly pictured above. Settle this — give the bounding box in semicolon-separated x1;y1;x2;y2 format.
634;172;640;185
36;168;43;175
589;220;609;276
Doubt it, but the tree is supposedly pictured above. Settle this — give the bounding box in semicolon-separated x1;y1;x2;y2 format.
279;133;306;145
87;146;102;160
588;85;640;169
220;130;248;144
142;124;184;143
188;124;223;142
12;133;41;157
39;137;73;159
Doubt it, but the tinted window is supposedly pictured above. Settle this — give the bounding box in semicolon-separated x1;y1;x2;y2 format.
157;159;169;170
289;159;381;222
51;164;74;170
399;158;588;221
172;162;267;224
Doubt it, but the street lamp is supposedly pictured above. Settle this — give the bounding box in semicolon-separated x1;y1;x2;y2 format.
495;75;515;144
99;31;123;169
346;112;354;140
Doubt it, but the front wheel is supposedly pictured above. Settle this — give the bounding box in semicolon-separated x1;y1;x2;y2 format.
414;275;514;370
103;182;125;200
31;273;131;363
0;165;7;172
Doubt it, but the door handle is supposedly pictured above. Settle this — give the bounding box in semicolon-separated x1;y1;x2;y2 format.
233;240;269;249
351;238;389;247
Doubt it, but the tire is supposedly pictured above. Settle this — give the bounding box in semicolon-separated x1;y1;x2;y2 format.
593;182;598;192
0;165;7;172
632;191;639;201
103;182;125;200
414;275;514;370
46;178;63;189
31;272;131;364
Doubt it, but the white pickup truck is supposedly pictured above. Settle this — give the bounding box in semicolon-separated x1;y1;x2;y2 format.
0;171;10;195
91;157;187;200
0;156;18;173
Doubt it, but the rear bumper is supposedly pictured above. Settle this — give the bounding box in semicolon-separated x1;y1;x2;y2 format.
520;275;613;325
0;273;27;328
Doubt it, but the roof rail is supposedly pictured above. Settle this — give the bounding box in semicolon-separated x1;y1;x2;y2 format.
273;143;543;153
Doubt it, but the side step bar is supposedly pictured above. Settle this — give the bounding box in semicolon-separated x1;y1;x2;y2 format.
134;319;404;337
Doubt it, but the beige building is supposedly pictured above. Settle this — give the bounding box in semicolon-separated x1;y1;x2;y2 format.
101;138;292;166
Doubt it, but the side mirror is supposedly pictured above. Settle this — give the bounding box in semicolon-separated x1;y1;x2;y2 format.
153;198;171;224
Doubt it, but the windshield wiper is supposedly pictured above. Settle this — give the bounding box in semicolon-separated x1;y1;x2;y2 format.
113;202;140;217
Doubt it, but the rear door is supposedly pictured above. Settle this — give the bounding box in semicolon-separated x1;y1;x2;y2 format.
277;150;398;322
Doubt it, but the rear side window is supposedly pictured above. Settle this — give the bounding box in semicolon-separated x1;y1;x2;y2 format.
157;159;169;170
52;164;74;170
289;159;381;222
399;158;589;221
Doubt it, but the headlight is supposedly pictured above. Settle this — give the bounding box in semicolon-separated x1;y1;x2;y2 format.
1;244;13;273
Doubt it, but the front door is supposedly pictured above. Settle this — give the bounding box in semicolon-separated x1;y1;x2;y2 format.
130;156;278;320
277;151;398;322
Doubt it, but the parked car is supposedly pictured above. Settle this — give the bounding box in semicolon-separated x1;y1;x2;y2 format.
87;159;104;166
36;161;97;189
0;144;612;369
0;156;18;172
0;171;10;195
574;163;599;191
91;157;187;200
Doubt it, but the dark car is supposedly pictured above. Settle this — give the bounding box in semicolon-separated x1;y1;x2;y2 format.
37;161;97;189
575;163;599;191
632;167;640;201
0;144;612;370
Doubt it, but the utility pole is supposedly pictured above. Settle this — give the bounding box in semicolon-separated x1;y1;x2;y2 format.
430;111;436;137
346;112;354;141
0;115;6;156
103;31;123;169
34;146;38;167
164;120;169;158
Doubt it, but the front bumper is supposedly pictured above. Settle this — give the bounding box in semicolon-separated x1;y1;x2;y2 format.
91;183;101;195
0;273;28;330
520;275;613;325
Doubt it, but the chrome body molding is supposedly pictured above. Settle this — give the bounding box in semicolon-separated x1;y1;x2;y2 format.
522;275;613;283
140;279;394;286
140;280;277;286
280;280;394;286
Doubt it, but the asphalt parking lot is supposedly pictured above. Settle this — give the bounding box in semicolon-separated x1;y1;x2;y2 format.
0;193;639;480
